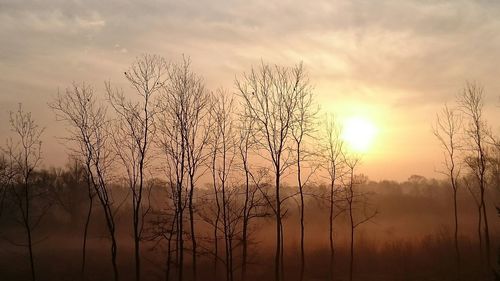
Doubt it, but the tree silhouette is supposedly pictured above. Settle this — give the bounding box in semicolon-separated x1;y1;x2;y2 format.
50;84;119;281
158;56;210;281
2;104;44;281
236;62;309;281
343;155;377;281
321;114;345;281
433;104;462;277
290;73;316;281
106;54;168;281
458;82;492;269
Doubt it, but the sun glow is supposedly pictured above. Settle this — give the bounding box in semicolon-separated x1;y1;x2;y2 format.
342;116;377;153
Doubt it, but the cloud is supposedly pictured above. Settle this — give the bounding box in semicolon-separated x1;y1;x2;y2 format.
1;0;500;178
2;0;500;102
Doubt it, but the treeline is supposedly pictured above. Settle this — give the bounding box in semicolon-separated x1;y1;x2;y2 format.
0;55;499;281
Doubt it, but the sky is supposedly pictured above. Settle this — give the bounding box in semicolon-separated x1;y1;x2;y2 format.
1;0;500;181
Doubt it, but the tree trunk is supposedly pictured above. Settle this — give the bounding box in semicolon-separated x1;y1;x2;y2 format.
452;187;460;279
166;214;176;281
480;183;491;269
111;228;119;281
241;166;250;281
81;188;93;278
27;222;36;281
222;179;230;281
329;178;335;281
297;146;305;281
214;195;220;280
349;218;354;281
178;186;184;281
166;237;172;281
134;162;145;281
188;179;197;281
212;150;221;281
348;173;355;281
349;197;354;281
25;179;36;281
280;217;285;281
134;210;141;281
477;204;483;263
275;170;281;281
101;204;119;281
228;233;234;281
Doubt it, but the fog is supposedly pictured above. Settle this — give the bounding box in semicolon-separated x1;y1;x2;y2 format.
0;165;498;281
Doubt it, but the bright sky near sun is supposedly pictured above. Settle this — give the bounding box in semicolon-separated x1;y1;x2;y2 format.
1;0;500;181
341;116;377;153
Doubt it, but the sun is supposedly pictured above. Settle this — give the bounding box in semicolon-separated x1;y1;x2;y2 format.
341;116;377;153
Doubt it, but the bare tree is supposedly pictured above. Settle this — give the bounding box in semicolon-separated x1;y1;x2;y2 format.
50;84;119;281
342;155;377;281
181;60;211;281
321;114;345;281
1;104;44;281
433;104;462;275
106;54;168;281
290;76;316;281
158;73;188;281
158;57;210;281
209;116;222;280
457;82;492;268
239;168;272;281
236;62;308;281
208;105;271;281
209;90;267;281
209;90;237;280
50;84;97;278
238;112;256;281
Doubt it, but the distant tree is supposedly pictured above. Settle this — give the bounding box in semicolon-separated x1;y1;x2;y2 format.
106;54;168;281
433;104;462;275
2;104;44;281
236;62;308;281
457;82;492;268
48;159;89;227
50;84;119;281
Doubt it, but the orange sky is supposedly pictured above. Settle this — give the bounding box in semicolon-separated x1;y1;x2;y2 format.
1;0;500;181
